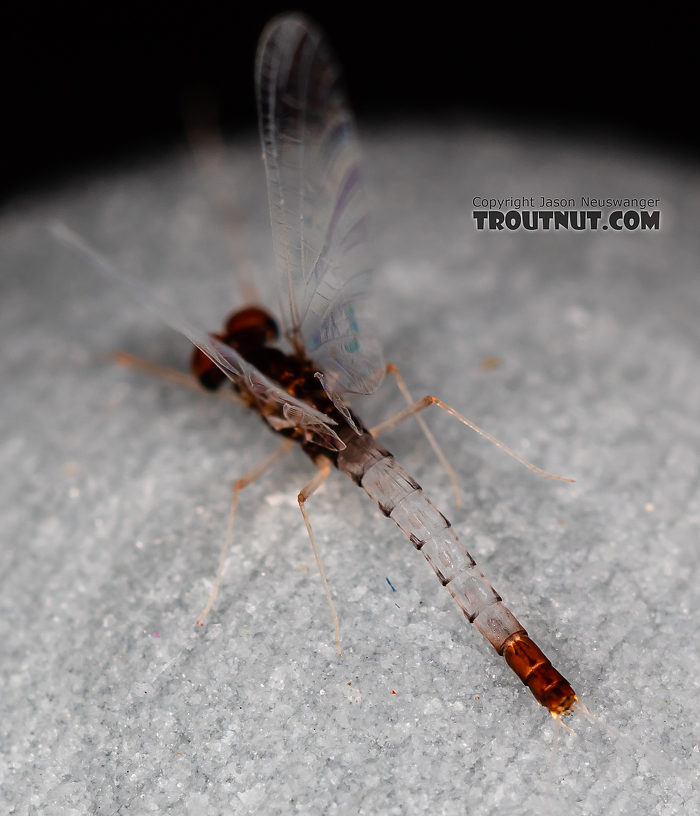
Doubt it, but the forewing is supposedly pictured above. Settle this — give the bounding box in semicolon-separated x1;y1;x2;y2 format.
51;223;345;451
256;15;384;399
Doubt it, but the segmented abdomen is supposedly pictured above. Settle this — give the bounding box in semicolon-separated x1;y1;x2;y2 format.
336;431;576;715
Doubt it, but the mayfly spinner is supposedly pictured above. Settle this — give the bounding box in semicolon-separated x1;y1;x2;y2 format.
54;14;577;716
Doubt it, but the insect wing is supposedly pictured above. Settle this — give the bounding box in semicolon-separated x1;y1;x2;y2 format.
51;223;345;451
207;336;344;450
256;15;385;400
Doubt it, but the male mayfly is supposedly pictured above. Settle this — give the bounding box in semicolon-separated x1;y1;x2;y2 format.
54;14;577;716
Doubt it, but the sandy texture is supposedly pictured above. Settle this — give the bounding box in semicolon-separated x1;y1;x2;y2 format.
1;125;699;815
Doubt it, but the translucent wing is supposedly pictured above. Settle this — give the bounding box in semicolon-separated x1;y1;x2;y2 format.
256;15;385;402
51;223;346;451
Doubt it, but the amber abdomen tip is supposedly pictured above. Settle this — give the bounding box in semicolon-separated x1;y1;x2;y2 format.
502;633;576;715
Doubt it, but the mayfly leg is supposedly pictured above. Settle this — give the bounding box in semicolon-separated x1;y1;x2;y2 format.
196;438;295;626
372;363;462;506
370;389;574;484
114;351;219;396
113;351;245;406
296;456;343;658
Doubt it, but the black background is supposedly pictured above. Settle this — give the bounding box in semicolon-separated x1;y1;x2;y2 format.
2;3;694;199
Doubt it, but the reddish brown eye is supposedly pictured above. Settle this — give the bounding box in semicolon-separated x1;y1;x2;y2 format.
190;341;226;390
224;307;278;345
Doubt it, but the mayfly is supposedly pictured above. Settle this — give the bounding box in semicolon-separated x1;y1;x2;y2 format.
54;14;577;716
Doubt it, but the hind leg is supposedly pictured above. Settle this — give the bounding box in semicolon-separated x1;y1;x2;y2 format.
296;456;342;657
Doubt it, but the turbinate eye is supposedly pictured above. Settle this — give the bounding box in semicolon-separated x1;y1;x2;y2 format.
225;307;278;343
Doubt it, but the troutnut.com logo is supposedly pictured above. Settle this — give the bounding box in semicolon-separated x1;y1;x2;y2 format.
472;196;661;231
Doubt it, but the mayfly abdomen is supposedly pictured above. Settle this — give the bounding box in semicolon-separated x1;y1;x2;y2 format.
336;430;577;715
337;436;522;650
